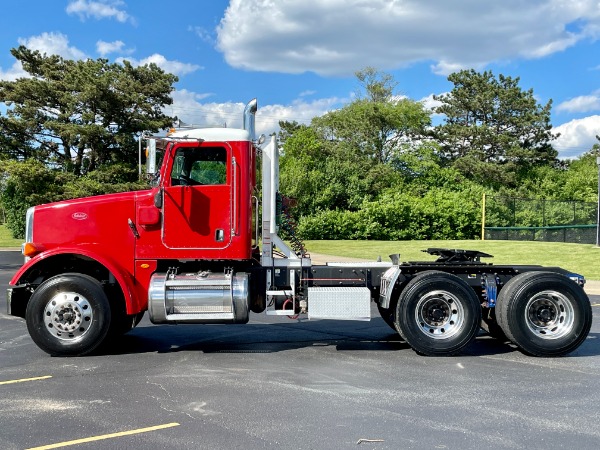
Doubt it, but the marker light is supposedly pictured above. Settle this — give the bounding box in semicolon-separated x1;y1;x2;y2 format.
22;242;44;257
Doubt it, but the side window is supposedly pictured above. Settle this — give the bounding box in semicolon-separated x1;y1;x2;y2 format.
171;155;185;181
170;146;227;186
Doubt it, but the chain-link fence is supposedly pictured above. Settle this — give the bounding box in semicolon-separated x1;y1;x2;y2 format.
484;196;598;244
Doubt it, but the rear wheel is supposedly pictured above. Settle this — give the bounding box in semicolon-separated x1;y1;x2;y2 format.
26;274;111;356
496;272;592;356
394;271;481;356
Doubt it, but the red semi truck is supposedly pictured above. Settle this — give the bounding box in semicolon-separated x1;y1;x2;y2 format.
6;99;593;357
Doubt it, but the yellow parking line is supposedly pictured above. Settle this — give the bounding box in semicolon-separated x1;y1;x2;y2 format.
26;422;180;450
0;375;52;385
592;303;600;307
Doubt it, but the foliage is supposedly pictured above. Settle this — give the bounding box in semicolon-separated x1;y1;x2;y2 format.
280;68;431;218
432;70;558;187
312;94;431;164
298;188;482;240
0;159;147;238
279;126;405;216
277;68;598;242
355;66;397;102
1;160;69;237
0;46;177;174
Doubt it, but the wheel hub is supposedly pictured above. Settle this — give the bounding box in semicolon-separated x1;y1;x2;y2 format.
415;290;464;340
525;291;574;340
536;307;555;323
429;307;447;322
44;292;93;341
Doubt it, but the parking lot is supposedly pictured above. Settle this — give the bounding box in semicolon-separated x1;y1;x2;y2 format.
1;249;600;450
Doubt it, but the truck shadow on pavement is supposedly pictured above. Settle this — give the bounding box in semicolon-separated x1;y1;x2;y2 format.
96;318;600;358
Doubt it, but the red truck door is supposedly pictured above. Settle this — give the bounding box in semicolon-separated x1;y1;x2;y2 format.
162;144;233;250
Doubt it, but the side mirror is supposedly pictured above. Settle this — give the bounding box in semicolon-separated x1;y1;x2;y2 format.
154;188;163;209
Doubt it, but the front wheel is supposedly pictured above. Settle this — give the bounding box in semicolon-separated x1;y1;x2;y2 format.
496;272;592;357
395;271;481;356
26;274;111;356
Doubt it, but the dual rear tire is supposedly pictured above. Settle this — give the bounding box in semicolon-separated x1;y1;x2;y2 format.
494;271;592;357
386;271;592;357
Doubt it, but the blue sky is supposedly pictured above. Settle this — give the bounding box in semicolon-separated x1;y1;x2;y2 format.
1;0;599;158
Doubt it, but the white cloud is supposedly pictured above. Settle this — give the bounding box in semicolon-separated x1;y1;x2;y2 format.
66;0;131;23
96;40;126;56
0;32;87;80
168;90;346;136
18;32;88;60
216;0;600;76
117;54;201;76
420;93;444;112
258;97;346;135
556;93;600;113
0;61;28;81
553;115;600;158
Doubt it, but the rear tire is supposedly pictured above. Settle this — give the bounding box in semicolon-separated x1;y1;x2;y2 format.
26;274;111;356
496;272;592;357
394;271;481;356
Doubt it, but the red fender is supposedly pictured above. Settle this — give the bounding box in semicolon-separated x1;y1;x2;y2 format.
10;247;143;315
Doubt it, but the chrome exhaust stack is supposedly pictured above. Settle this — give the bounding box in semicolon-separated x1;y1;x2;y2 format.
243;98;257;142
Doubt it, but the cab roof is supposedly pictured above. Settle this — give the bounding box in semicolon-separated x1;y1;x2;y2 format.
167;127;250;142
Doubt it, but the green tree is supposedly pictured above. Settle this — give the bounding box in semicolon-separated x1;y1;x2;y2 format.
433;69;558;186
313;69;430;164
313;97;431;164
355;66;397;102
279;69;429;217
0;46;177;174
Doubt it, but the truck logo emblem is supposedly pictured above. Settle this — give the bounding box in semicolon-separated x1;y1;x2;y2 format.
72;212;88;220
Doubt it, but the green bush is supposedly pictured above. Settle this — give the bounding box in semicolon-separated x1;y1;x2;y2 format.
297;189;482;241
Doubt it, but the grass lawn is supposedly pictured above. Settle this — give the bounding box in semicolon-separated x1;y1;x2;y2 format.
0;224;22;248
304;239;600;281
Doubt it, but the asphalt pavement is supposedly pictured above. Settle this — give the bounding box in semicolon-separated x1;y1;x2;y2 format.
1;250;600;450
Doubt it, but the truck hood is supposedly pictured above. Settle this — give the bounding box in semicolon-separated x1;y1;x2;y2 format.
29;190;148;251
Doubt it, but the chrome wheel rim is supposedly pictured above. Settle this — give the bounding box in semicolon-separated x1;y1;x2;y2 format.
415;290;464;339
44;292;93;341
524;290;574;340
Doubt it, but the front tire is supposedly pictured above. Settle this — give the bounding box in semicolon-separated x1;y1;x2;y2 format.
26;274;111;356
395;271;481;356
496;272;592;357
